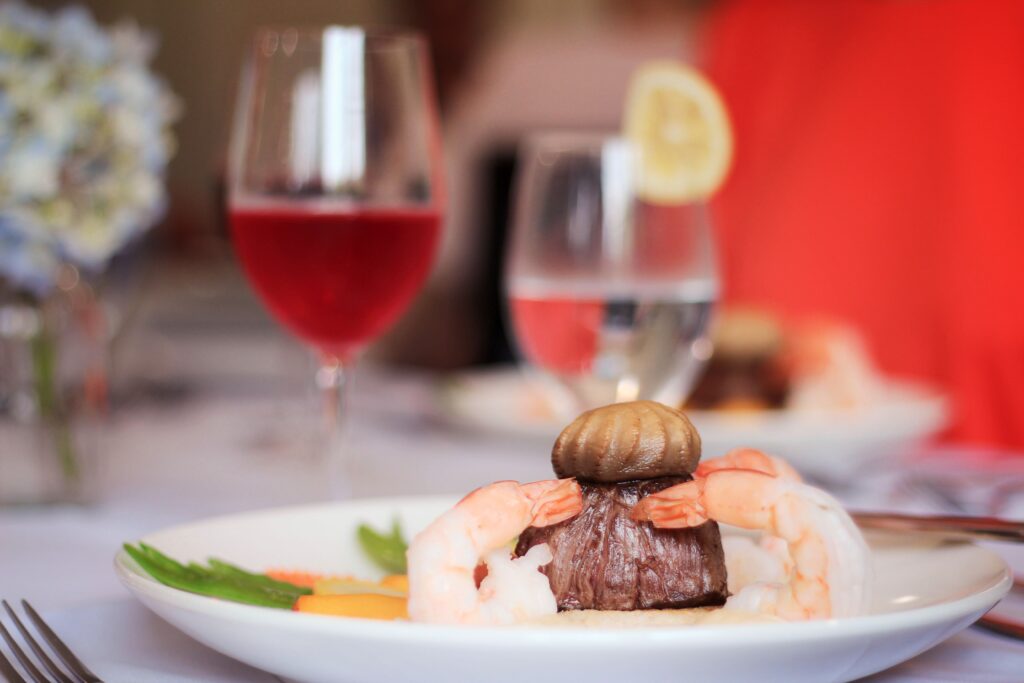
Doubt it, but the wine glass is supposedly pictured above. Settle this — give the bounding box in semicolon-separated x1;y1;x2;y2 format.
506;132;716;414
228;27;444;492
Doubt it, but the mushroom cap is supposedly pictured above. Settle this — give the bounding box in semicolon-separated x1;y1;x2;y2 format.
551;401;702;482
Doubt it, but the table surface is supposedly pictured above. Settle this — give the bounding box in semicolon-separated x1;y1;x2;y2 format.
3;287;1024;682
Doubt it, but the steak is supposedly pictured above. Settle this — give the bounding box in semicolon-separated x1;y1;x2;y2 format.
515;476;729;611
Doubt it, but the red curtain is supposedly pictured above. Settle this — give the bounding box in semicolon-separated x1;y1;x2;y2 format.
702;0;1024;450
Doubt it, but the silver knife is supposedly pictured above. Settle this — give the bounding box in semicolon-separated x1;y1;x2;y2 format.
851;511;1024;543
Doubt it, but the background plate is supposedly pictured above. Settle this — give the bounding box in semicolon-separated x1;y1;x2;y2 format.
437;369;948;480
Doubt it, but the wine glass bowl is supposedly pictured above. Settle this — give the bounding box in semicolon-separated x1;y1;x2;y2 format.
506;133;717;413
229;27;443;362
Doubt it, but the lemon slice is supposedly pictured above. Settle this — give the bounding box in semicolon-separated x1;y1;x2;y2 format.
624;61;733;204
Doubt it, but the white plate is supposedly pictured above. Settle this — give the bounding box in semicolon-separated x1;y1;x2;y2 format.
438;369;948;480
116;496;1009;683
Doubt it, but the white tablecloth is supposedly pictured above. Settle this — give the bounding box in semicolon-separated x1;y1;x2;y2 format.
3;362;1024;682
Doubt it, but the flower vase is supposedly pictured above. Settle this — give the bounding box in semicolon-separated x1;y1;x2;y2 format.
0;273;108;505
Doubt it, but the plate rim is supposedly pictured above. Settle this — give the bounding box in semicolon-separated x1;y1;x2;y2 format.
115;496;1012;647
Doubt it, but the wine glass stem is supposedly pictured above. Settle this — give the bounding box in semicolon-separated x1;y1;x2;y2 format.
317;353;352;498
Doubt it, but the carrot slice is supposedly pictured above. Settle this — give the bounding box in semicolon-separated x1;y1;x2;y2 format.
293;594;408;620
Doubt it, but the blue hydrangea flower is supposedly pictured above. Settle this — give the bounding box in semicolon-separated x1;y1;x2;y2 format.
0;2;179;295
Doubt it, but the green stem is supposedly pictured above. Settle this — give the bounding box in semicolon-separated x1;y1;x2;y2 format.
29;309;79;485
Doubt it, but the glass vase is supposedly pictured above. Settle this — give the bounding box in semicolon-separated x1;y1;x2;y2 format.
0;270;108;506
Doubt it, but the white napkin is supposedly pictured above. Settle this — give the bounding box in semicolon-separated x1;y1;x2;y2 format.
864;630;1024;682
44;600;279;683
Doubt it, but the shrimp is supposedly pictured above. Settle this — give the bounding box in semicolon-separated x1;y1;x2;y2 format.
631;463;869;620
406;478;583;625
695;448;806;592
696;448;803;482
697;448;802;594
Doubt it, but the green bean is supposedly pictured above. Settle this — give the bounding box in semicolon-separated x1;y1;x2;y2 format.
356;520;408;574
123;544;305;609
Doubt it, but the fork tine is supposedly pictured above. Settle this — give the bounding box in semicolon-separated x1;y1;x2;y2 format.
0;621;47;683
0;646;27;683
2;603;73;683
20;603;101;683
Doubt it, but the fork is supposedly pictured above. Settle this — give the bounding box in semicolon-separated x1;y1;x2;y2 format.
0;600;102;683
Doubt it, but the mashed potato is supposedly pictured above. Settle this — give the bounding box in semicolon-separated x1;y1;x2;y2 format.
528;607;783;628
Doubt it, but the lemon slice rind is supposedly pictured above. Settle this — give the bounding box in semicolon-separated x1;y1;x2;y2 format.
624;60;733;204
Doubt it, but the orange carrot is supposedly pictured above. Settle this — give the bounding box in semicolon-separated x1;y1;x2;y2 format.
293;594;408;620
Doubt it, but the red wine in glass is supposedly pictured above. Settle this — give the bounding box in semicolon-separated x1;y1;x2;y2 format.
230;204;441;361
